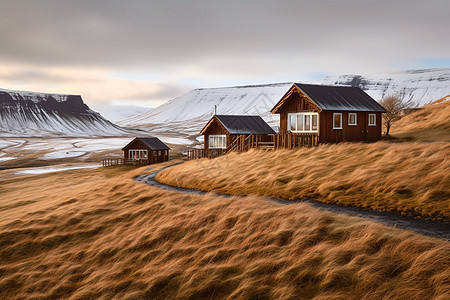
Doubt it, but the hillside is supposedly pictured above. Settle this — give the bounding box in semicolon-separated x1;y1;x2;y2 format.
390;99;450;141
157;142;450;222
0;166;448;299
315;68;450;106
0;88;131;137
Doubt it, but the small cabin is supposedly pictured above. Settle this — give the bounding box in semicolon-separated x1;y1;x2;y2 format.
122;137;170;164
271;83;387;143
200;115;276;150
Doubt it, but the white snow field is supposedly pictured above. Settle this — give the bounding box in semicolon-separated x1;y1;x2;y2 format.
15;164;102;175
159;137;193;145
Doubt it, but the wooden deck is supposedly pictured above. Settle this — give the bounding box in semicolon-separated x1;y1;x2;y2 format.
186;133;318;160
102;158;149;167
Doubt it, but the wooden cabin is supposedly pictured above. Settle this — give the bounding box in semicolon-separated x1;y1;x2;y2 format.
271;83;387;143
200;115;276;150
122;137;170;164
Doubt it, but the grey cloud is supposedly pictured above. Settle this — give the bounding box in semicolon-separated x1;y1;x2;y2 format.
0;0;448;73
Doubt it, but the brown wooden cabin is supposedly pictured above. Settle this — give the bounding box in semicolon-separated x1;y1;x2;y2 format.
200;115;276;151
271;83;387;143
122;137;170;164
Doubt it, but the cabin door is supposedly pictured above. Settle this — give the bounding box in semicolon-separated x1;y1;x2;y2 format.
361;113;368;141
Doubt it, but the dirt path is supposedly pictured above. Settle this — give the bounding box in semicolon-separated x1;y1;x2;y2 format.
135;167;450;241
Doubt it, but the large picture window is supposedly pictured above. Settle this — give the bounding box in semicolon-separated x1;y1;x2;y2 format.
368;114;376;126
209;135;227;149
129;149;148;160
333;113;342;129
288;112;318;133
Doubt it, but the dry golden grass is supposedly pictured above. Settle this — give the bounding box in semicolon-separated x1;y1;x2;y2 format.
1;165;449;299
390;100;450;141
157;142;450;221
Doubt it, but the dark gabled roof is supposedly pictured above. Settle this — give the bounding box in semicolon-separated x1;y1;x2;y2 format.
200;115;276;135
138;137;170;150
122;137;170;150
272;83;387;113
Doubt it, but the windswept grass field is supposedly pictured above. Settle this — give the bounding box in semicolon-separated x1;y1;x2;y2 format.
157;142;450;221
0;166;449;299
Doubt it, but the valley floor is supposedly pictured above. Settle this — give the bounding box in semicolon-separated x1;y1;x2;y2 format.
0;162;449;299
0;136;193;171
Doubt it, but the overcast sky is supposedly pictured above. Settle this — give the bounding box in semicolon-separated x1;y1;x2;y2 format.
0;0;449;111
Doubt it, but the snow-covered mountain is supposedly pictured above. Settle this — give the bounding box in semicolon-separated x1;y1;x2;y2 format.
118;68;449;135
117;83;292;130
0;88;132;137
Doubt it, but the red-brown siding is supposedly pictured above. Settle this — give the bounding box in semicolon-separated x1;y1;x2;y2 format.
122;138;169;164
202;119;230;149
275;91;383;143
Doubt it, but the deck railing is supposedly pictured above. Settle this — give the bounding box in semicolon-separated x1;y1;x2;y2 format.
186;133;319;160
102;158;148;167
186;148;226;160
272;132;319;149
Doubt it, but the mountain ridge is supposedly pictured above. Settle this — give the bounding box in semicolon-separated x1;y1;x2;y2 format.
0;88;132;137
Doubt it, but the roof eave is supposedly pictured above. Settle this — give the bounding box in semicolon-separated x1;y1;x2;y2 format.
271;84;323;114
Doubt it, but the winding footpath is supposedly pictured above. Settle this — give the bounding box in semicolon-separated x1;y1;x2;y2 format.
135;167;450;241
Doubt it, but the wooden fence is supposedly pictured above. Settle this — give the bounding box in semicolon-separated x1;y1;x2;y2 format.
186;133;319;160
102;158;148;167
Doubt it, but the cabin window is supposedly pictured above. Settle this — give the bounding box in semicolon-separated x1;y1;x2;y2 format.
158;151;161;156
288;112;319;133
129;149;148;160
333;113;342;129
368;114;376;126
348;113;357;126
209;135;227;149
153;151;157;157
290;115;296;131
312;114;318;131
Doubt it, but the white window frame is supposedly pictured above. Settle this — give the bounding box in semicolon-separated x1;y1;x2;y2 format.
287;112;319;133
333;113;343;129
368;114;376;126
348;113;357;126
209;134;227;149
129;149;148;160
